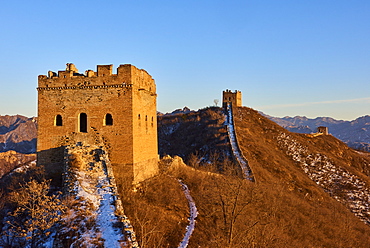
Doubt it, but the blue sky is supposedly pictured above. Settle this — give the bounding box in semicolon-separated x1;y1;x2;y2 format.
0;0;369;120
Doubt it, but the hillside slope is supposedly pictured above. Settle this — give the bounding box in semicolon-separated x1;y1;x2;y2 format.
0;150;36;178
1;109;370;247
232;106;370;246
158;106;370;247
158;107;232;167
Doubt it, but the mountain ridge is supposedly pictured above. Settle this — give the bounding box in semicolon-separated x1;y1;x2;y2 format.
264;113;370;151
1;108;370;247
1;112;369;153
0;115;37;154
157;106;370;247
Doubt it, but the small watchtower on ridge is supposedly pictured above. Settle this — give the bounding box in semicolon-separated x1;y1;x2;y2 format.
37;63;159;184
317;126;329;135
222;89;242;108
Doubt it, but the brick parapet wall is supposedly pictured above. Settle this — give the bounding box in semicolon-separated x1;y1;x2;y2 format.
226;104;254;182
63;144;139;247
37;63;158;185
38;64;156;95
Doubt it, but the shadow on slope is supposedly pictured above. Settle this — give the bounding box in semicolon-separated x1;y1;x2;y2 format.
158;107;232;168
156;106;370;247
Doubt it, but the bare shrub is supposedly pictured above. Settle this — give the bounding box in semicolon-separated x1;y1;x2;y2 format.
6;178;64;248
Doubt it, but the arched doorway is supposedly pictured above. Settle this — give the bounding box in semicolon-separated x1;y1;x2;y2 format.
55;114;63;126
104;113;113;126
79;113;87;132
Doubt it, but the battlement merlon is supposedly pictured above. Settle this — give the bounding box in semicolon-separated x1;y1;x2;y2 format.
222;89;242;107
38;63;156;93
223;89;241;94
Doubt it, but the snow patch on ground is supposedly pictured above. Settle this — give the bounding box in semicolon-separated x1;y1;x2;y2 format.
225;104;253;181
64;145;136;247
162;122;181;135
0;159;36;181
278;133;370;224
178;180;198;248
13;160;36;173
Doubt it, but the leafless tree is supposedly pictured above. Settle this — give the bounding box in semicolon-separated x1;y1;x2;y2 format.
213;174;252;247
7;178;64;248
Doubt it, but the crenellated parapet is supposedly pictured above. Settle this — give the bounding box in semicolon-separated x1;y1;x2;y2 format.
38;63;156;95
222;89;242;108
37;62;159;186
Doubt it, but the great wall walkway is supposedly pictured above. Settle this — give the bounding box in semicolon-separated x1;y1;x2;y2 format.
175;104;254;247
63;144;138;247
178;179;198;248
57;105;252;247
63;144;201;248
225;103;254;182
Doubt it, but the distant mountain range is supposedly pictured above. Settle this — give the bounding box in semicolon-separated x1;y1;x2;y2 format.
0;112;369;154
264;114;370;152
0;115;37;154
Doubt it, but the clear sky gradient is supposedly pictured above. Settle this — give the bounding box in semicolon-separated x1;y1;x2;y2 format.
1;0;369;120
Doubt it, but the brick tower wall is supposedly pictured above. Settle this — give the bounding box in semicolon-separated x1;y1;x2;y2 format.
222;90;242;108
37;64;158;184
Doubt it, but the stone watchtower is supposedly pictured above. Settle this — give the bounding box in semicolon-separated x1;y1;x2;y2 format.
222;89;242;108
37;63;158;184
317;126;329;135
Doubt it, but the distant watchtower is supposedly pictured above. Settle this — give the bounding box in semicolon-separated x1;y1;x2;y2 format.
222;89;242;108
37;63;158;184
317;126;329;135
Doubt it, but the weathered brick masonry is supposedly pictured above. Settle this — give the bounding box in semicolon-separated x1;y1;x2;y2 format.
222;89;242;108
37;63;158;184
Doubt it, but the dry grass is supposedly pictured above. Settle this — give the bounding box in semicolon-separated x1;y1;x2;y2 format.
3;106;370;247
232;106;370;247
145;106;370;247
118;174;189;247
159;159;370;247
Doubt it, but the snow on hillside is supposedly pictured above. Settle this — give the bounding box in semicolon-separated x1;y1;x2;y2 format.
225;104;253;181
278;133;370;224
178;180;198;248
267;114;370;152
63;144;137;247
0;155;36;181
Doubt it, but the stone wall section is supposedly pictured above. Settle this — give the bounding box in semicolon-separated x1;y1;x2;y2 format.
37;63;158;185
225;104;254;182
222;89;242;108
63;144;139;247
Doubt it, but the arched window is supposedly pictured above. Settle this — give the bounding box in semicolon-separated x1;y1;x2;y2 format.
55;114;63;126
79;113;87;133
104;113;113;126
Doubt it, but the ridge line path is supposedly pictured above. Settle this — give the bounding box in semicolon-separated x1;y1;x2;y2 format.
65;145;137;247
225;104;254;181
178;179;198;248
